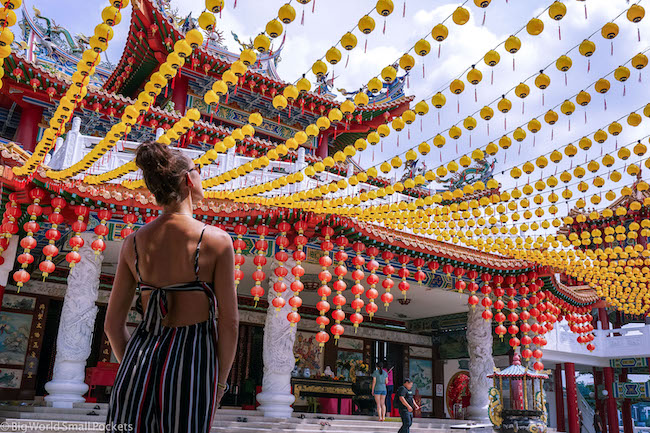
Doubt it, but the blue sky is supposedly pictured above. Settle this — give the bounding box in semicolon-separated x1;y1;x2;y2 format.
28;0;650;201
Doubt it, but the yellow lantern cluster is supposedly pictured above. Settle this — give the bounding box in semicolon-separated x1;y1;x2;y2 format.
0;0;22;89
14;0;128;176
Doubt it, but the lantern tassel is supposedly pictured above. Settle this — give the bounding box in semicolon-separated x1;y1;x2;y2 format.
604;98;607;111
565;73;567;86
364;39;368;53
491;70;494;85
403;1;406;17
475;88;477;102
487;123;490;136
301;9;305;25
372;148;375;161
623;85;626;97
482;11;486;26
584;4;588;19
312;0;315;13
558;25;561;41
585;111;587;124
420;118;422;132
438;44;441;58
587;59;591;73
457;99;460;114
568;119;571;132
422;63;425;79
437;112;440;125
233;0;236;7
513;58;515;71
542;93;545;106
345;54;349;68
407;75;409;89
408;128;410;140
383;19;386;34
611;41;614;56
397;135;400;147
533;135;536;148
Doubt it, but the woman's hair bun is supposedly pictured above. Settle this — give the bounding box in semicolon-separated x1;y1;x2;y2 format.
135;141;190;205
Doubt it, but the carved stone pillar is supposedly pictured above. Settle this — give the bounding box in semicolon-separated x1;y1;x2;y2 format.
45;232;103;408
256;258;297;418
466;305;495;421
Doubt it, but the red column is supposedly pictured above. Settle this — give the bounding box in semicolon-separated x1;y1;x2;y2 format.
555;364;566;432
594;368;608;433
171;73;189;115
604;367;619;433
317;131;330;159
15;104;43;152
598;308;609;330
565;363;580;433
620;369;633;433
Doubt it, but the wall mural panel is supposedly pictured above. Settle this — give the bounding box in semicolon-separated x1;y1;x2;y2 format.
409;358;433;396
0;368;23;389
294;331;323;373
0;312;33;365
1;295;36;311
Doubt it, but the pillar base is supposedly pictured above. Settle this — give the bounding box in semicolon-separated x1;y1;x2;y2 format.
44;368;89;409
256;389;295;418
466;403;490;421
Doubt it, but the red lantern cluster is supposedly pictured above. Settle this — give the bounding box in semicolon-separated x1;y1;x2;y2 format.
0;194;21;263
398;254;411;299
454;267;466;293
121;213;137;238
251;224;269;305
13;188;46;289
350;242;366;330
335;235;353;331
414;258;426;286
233;224;247;289
365;246;380;319
92;209;112;256
66;205;89;269
380;251;394;310
290;221;307;327
480;273;493;321
40;196;66;279
271;222;290;311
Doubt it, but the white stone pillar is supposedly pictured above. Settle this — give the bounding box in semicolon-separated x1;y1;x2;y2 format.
256;258;297;418
0;236;19;287
466;305;495;421
45;232;103;408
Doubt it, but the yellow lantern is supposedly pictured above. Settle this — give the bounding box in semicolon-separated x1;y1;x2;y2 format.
340;32;357;51
556;55;572;72
467;67;482;85
576;90;591;106
484;50;500;66
222;70;237;86
608;121;623;136
549;1;567;20
602;154;615;167
278;3;296;23
449;126;462;139
326;47;342;64
328;108;343;123
316;116;331;130
102;6;122;26
499;135;512;149
579;39;596;57
358;15;376;34
627;4;645;22
414;100;429;115
594;129;608;143
431;92;446;108
392;117;406;131
312;60;328;78
354;92;369;107
380;162;391;173
399;53;415;71
632;53;648;70
526;18;544;35
527;118;541;133
377;124;391;137
601;22;619;39
414;39;431;56
266;19;283;38
368;77;383;93
634;141;647;155
452;7;470;25
450;79;465;94
381;65;397;83
297;77;311;93
433;134;446;148
535;72;550;89
579;136;592;150
463;116;477;130
561;100;575;115
254;33;271;52
544;110;559;125
431;24;448;41
564;144;577;157
402;110;416;124
614;66;630;82
618;147;631;160
513;127;526;142
505;35;521;53
515;82;530;98
480;106;494;120
418;141;431;156
376;0;394;16
497;96;512;113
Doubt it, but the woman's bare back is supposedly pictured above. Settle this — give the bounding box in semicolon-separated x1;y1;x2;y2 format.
128;215;224;328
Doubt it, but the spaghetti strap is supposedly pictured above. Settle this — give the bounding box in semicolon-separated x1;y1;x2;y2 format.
133;232;142;283
194;225;207;280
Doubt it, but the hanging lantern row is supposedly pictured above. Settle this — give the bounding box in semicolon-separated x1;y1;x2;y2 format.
250;224;269;305
271;221;290;311
39;196;66;279
13;188;46;290
15;0;130;177
290;221;307;327
233;224;247;291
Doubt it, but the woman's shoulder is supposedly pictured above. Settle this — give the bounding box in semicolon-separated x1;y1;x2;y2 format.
200;225;234;253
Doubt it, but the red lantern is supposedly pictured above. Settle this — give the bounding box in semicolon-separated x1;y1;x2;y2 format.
13;188;46;289
331;232;349;331
272;221;290;311
233;224;247;290
398;254;411;298
288;221;307;326
121;212;137;238
365;246;380;319
351;242;365;319
251;225;269;306
92;208;112;256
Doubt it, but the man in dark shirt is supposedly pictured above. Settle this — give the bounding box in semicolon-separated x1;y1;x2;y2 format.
395;378;419;433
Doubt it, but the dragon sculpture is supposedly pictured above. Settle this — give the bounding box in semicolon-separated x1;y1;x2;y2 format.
436;158;496;191
32;7;89;55
401;158;427;182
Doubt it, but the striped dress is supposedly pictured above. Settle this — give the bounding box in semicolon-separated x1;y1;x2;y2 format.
106;227;219;433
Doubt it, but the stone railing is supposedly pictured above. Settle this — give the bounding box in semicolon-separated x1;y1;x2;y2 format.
546;321;650;359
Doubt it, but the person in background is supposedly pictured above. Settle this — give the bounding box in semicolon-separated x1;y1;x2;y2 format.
383;363;394;414
371;361;389;421
396;378;419;433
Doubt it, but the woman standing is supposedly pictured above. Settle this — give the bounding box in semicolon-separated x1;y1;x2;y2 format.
371;361;389;421
104;141;238;432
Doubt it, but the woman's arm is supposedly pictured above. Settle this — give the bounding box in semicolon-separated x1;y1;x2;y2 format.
211;229;238;404
372;376;376;392
104;236;137;362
